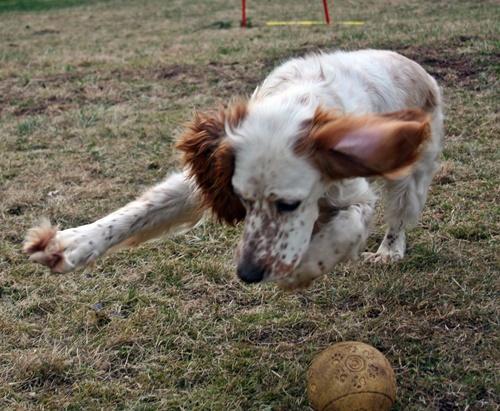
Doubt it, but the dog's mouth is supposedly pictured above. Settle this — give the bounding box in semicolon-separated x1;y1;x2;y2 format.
237;256;298;285
235;254;324;290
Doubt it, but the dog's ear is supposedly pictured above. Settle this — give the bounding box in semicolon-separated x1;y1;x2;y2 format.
176;101;247;225
299;108;431;180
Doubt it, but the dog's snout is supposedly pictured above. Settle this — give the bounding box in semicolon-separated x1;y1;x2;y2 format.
237;260;266;284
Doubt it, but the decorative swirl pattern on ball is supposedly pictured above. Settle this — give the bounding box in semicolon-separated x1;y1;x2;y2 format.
344;354;366;372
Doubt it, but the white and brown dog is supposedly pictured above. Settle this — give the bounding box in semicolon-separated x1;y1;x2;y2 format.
24;50;442;290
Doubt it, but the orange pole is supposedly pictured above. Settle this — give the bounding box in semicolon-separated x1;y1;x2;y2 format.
241;0;247;27
323;0;331;24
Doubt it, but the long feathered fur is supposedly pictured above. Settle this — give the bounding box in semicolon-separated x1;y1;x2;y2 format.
176;101;247;225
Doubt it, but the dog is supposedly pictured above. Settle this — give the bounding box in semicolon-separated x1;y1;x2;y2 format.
24;49;442;290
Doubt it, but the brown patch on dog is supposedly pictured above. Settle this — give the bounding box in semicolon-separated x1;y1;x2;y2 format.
312;198;342;234
296;107;431;180
379;109;430;123
23;219;58;254
176;100;248;225
295;107;339;153
388;52;441;113
422;88;438;112
23;219;67;271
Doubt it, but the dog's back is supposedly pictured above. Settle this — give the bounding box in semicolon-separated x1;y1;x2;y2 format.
257;49;441;115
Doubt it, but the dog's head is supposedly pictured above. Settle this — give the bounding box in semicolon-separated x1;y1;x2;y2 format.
177;96;430;287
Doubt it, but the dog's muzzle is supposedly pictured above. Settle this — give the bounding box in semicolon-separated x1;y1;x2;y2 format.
236;259;266;283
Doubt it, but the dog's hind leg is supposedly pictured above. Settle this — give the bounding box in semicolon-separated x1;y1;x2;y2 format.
363;108;443;263
24;171;204;273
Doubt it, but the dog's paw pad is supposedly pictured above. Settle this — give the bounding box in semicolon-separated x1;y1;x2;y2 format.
29;250;63;269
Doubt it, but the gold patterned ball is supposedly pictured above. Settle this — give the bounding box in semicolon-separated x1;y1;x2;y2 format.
307;342;396;411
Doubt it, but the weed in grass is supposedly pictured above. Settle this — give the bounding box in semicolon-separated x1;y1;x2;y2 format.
208;20;233;30
16;116;40;136
76;108;100;128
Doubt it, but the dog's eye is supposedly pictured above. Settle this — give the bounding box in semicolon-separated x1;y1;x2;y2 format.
276;200;301;213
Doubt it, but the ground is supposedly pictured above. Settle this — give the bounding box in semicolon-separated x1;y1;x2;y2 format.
0;0;498;409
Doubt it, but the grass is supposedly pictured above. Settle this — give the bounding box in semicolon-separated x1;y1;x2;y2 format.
0;0;499;409
0;0;109;13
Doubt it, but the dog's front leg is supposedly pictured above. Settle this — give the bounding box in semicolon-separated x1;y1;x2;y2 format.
24;172;203;273
282;202;374;289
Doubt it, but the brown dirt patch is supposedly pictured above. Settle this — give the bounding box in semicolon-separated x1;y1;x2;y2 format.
1;62;267;117
3;35;496;118
392;36;498;90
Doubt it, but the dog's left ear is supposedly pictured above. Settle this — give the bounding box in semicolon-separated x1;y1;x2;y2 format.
301;108;431;180
176;101;247;225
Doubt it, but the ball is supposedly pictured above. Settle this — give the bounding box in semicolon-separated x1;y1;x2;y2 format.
307;341;396;411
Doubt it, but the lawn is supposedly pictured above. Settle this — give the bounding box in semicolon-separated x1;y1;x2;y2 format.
0;0;498;409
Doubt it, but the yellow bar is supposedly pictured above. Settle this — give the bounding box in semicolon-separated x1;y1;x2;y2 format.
266;21;324;26
339;21;365;25
265;20;365;27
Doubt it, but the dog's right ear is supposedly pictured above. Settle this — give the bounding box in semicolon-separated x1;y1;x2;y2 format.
176;101;247;225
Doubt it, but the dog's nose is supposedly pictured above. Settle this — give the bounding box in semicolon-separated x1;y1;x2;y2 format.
237;261;266;283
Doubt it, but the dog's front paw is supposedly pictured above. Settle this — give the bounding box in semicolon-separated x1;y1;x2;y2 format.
23;219;100;273
361;242;405;264
363;229;406;264
362;248;404;264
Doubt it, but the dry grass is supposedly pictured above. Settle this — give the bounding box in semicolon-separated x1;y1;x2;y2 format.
1;0;499;409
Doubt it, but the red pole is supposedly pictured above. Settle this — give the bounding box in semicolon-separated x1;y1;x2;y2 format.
323;0;331;24
241;0;246;27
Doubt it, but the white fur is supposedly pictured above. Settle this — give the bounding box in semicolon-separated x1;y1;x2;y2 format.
27;172;202;273
25;50;442;287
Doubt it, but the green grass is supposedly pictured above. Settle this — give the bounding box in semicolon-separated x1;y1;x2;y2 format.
1;0;499;409
0;0;108;13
